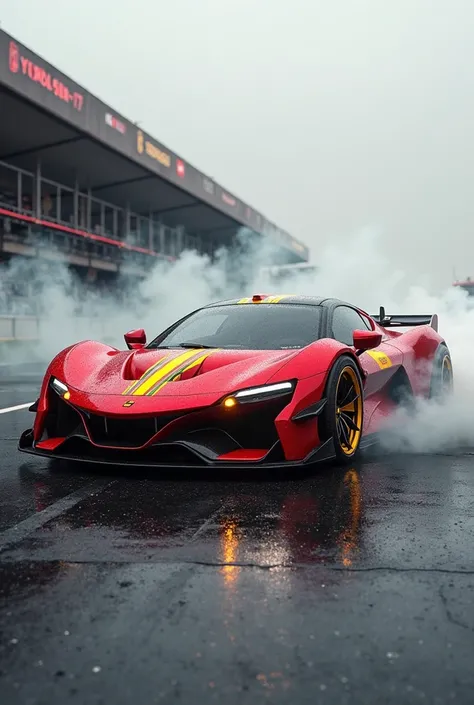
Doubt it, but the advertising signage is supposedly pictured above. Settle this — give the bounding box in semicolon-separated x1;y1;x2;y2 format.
0;30;309;261
2;33;88;130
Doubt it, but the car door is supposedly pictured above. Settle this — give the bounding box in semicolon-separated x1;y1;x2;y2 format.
330;305;403;397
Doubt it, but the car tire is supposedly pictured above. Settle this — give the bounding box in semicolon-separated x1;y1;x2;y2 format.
319;355;364;464
429;343;453;400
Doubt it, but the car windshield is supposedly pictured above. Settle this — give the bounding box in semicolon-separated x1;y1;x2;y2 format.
148;303;322;351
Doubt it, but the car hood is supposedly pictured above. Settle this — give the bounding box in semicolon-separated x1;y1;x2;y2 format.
56;343;301;398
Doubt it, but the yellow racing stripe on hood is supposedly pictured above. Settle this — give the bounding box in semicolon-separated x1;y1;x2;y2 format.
130;349;204;396
144;350;219;396
125;349;221;397
122;353;173;395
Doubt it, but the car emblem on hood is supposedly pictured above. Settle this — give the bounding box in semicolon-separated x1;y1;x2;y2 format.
123;400;135;407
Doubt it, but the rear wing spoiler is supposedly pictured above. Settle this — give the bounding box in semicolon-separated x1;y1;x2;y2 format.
371;307;438;332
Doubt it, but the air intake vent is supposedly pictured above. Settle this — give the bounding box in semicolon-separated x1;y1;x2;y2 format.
84;413;178;448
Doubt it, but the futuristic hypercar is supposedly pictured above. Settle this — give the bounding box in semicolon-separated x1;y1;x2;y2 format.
19;294;453;468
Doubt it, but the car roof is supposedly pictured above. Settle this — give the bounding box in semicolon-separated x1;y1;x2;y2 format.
204;295;362;309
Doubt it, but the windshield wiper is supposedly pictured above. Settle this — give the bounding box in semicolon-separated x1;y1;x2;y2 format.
176;342;215;349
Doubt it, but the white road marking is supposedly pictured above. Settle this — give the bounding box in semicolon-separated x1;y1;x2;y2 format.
0;480;114;551
0;402;33;414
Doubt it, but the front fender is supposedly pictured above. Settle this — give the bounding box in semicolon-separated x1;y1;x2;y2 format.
266;339;365;384
33;340;117;441
267;341;366;461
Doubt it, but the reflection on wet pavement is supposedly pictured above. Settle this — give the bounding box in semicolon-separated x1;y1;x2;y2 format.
2;455;473;573
3;463;367;566
2;427;474;704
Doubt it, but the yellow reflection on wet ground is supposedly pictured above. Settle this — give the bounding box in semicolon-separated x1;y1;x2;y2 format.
339;468;362;566
220;519;240;585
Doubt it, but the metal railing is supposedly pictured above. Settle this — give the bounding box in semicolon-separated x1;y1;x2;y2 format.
0;158;205;259
0;315;38;341
0;314;109;342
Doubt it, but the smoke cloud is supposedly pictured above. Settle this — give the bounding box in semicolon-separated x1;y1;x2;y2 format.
1;226;474;455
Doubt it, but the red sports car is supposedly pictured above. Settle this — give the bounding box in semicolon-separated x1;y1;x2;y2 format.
19;294;453;468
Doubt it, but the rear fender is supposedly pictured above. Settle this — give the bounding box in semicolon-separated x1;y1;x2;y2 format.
390;327;446;397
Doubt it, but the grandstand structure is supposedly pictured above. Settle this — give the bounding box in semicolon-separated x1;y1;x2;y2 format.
0;29;309;311
452;278;474;297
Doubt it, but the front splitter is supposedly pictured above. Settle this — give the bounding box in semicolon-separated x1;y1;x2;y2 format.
18;432;340;470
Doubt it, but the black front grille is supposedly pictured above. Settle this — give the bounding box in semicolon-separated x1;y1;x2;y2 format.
210;396;288;448
84;412;178;448
60;437;209;465
45;394;84;439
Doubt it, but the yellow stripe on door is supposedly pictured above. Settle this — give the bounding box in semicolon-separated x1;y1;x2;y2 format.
366;350;392;369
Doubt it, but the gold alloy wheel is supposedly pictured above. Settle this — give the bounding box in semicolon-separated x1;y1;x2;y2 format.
441;354;453;394
335;366;363;456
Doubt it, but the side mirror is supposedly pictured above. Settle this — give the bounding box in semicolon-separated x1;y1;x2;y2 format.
353;329;382;351
124;328;146;350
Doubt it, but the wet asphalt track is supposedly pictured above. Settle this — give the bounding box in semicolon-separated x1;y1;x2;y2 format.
0;369;474;704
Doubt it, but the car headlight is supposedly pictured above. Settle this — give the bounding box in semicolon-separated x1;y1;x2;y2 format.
51;377;71;401
222;381;295;407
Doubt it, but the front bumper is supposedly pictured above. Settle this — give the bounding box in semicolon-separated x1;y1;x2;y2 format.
18;427;338;469
23;384;326;467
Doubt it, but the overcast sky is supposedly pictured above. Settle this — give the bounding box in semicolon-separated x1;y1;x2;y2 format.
2;0;474;285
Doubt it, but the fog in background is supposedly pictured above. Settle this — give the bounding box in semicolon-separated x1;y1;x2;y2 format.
3;0;474;284
2;1;474;454
2;227;474;456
